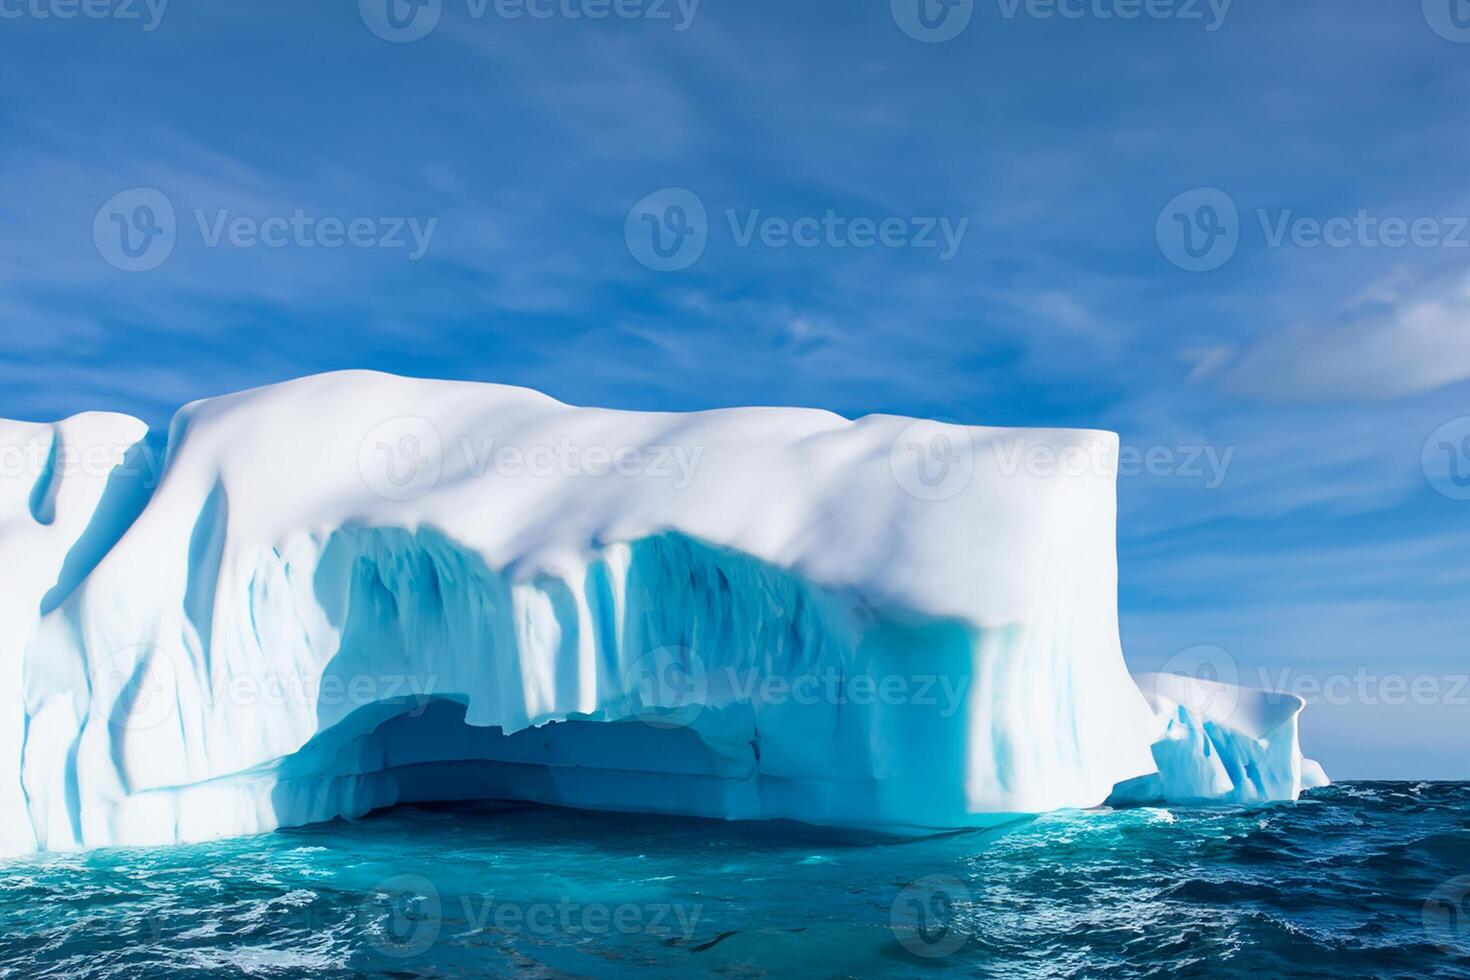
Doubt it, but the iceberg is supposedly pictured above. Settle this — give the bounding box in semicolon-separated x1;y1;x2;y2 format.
0;371;1324;854
1107;673;1329;807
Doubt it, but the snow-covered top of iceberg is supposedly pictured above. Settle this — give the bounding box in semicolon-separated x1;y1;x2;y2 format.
151;370;1122;627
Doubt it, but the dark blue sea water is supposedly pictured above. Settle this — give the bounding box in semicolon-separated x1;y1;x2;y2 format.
2;782;1467;978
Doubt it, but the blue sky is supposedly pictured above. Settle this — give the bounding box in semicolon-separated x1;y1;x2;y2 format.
1;0;1467;778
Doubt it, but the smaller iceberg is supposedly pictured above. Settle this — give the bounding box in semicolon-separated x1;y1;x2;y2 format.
1110;672;1329;806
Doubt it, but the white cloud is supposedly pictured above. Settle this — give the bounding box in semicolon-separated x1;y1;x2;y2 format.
1218;271;1470;402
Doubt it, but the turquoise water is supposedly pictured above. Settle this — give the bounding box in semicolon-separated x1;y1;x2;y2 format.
2;782;1467;978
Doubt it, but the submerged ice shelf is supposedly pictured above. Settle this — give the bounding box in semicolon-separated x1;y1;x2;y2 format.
0;371;1325;854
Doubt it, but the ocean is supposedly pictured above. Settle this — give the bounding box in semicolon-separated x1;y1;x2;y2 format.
2;782;1467;978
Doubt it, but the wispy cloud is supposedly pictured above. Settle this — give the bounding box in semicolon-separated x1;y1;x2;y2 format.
1214;270;1470;402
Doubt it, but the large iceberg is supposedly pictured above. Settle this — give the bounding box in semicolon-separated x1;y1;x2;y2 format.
0;372;1324;854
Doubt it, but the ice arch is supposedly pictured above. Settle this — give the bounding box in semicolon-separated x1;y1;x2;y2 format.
51;525;1131;847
